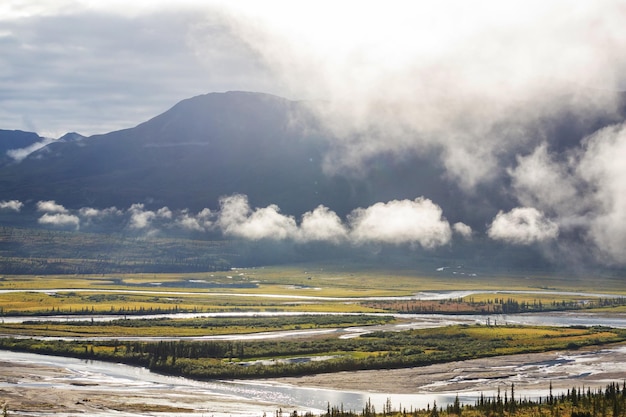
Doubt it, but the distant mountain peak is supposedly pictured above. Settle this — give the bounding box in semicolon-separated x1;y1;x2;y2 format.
57;132;86;142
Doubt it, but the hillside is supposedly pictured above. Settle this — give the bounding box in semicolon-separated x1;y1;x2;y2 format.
1;91;626;271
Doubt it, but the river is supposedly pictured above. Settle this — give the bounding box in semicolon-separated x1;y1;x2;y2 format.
2;288;626;415
2;311;626;342
2;345;626;417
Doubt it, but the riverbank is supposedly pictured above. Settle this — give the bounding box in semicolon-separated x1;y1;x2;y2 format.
3;343;626;416
0;353;295;417
274;342;626;395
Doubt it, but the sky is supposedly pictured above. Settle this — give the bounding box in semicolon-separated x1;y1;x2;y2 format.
2;1;626;266
2;1;625;138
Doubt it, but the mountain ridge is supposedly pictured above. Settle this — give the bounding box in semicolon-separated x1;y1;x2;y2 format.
1;90;625;272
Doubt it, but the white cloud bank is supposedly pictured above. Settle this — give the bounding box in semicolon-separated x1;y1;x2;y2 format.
35;200;78;229
508;122;626;264
36;200;68;213
349;198;451;249
0;200;23;211
38;212;80;229
128;204;174;231
299;205;348;244
208;1;626;190
6;138;55;162
453;222;473;240
175;208;213;232
216;194;458;249
22;195;463;249
488;207;559;245
217;194;298;240
578;125;626;263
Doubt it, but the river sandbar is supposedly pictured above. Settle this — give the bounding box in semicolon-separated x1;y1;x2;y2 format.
273;343;626;395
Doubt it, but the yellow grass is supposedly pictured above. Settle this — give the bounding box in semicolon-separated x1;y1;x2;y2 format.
1;265;624;316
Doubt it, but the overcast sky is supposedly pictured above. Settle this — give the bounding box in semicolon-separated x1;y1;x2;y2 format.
2;1;625;138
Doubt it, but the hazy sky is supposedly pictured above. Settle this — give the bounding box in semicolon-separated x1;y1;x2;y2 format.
2;1;625;138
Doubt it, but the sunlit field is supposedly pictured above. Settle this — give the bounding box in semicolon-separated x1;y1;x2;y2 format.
1;265;624;317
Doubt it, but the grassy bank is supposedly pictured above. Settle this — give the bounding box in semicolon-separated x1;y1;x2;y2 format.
1;325;624;380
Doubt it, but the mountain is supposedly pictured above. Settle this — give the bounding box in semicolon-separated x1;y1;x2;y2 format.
0;130;44;153
0;92;460;219
1;91;625;272
0;129;47;166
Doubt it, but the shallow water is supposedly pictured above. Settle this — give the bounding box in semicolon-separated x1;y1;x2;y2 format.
3;311;625;342
3;346;626;415
2;287;626;415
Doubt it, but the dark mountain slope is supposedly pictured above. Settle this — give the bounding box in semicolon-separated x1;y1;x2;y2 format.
0;130;46;166
1;91;625;230
0;92;356;214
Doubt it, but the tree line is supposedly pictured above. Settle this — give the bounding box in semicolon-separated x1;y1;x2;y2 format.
319;382;626;417
1;325;624;380
369;296;626;315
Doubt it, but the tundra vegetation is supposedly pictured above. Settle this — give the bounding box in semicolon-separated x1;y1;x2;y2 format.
1;325;624;379
1;226;626;416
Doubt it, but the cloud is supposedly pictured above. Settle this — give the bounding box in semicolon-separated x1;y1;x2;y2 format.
215;194;454;248
453;222;473;240
36;200;68;213
576;123;626;264
175;208;214;232
488;207;559;245
3;2;624;147
509;143;581;217
78;206;123;218
0;5;273;136
38;212;80;229
348;198;452;248
128;203;156;230
3;2;625;268
126;204;174;231
78;206;123;228
298;205;348;243
6;138;55;161
156;207;173;219
217;194;298;240
212;1;626;190
0;200;23;212
507;122;626;264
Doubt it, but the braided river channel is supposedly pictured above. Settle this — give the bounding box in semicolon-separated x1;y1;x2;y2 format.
2;289;626;416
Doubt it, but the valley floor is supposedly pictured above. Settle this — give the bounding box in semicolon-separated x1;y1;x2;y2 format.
3;343;626;416
0;359;273;416
274;343;626;394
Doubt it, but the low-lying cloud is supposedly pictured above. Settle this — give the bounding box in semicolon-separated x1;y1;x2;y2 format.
299;205;348;244
216;195;457;248
11;194;467;250
217;194;298;241
348;198;451;248
36;200;68;213
6;138;55;162
488;207;559;245
6;182;625;266
215;194;460;248
0;200;23;212
79;206;123;219
128;203;174;232
453;222;473;240
175;208;213;232
508;122;626;264
38;212;80;229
